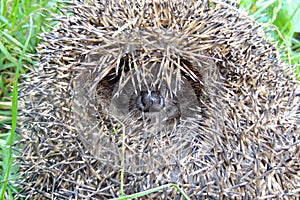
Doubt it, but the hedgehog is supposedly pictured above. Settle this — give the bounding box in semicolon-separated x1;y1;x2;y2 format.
17;0;300;199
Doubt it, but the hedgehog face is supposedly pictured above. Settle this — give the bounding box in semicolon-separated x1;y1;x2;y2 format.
74;56;202;123
72;52;215;159
107;61;200;126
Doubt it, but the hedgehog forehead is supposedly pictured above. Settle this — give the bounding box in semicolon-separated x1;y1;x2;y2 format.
118;29;185;57
83;46;209;95
117;61;183;94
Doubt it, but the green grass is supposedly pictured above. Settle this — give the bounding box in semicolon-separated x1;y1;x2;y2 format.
112;184;191;200
0;0;60;198
239;0;300;74
0;0;299;199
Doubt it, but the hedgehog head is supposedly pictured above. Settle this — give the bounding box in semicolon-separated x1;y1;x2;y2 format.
71;1;222;160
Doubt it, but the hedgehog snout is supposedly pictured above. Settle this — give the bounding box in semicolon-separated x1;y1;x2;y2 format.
136;90;165;112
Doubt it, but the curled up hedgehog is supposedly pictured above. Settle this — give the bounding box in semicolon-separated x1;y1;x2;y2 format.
17;0;300;199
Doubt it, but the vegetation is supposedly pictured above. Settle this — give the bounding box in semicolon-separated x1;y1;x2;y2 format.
239;0;300;73
0;0;299;199
0;0;60;199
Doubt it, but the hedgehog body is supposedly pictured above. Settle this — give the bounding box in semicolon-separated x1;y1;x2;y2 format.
18;0;300;199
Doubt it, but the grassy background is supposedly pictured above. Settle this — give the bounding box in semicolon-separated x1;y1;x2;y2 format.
0;0;299;199
0;0;61;199
240;0;300;73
